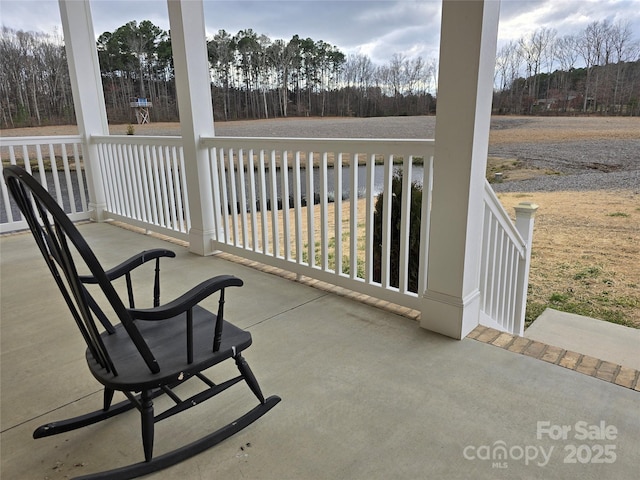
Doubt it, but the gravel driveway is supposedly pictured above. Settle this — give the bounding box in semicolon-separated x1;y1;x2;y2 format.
490;138;640;192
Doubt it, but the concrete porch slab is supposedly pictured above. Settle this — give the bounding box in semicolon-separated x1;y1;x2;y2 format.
2;222;638;479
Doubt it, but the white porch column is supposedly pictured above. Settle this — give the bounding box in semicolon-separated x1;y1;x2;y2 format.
58;0;108;221
420;0;501;339
167;0;217;256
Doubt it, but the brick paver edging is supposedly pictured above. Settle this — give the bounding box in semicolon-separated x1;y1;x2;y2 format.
468;325;640;392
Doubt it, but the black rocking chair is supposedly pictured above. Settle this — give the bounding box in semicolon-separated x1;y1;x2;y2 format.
3;165;280;479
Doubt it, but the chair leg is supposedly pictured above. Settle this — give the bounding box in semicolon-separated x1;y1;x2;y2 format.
103;388;115;411
235;354;265;404
141;390;155;462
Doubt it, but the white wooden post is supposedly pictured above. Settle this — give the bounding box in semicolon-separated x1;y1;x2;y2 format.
58;0;108;221
420;0;501;339
513;202;539;336
167;0;217;255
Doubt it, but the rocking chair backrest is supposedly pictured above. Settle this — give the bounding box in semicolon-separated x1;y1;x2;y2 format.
3;166;160;375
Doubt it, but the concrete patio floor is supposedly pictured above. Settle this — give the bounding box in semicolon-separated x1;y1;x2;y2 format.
1;222;638;479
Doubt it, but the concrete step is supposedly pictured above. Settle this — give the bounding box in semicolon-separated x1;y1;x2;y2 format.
524;308;640;371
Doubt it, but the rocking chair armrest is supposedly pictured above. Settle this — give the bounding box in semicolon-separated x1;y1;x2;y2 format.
128;275;243;320
79;249;176;284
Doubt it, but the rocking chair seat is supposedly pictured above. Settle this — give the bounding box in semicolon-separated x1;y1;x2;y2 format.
89;305;252;391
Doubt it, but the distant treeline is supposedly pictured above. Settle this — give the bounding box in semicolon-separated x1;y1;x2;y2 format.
1;19;639;129
493;21;640;115
0;22;435;128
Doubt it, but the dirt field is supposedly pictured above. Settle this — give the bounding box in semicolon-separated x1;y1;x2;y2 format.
2;116;639;327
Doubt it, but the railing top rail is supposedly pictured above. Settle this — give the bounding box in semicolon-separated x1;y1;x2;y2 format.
484;180;526;255
91;135;184;147
0;135;83;146
201;136;435;155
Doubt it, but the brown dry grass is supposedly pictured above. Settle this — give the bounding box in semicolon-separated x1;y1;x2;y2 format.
498;190;640;327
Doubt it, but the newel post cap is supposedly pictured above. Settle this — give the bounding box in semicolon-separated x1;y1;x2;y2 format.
515;201;539;217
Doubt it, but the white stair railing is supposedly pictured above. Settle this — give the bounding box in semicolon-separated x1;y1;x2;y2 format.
480;180;538;335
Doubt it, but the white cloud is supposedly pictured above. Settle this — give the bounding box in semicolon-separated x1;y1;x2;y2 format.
498;0;640;44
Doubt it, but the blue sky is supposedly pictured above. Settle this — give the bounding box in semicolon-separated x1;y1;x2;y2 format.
1;0;639;65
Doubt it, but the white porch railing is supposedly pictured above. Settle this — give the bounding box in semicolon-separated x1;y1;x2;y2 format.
202;136;435;310
91;135;191;241
0;136;89;233
1;134;536;336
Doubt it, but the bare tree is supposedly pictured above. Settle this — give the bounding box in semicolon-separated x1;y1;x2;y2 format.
577;20;610;111
495;40;523;112
342;54;373;116
518;27;556;112
607;20;637;113
208;29;236;121
555;35;579;111
0;27;73;127
266;39;295;117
